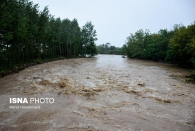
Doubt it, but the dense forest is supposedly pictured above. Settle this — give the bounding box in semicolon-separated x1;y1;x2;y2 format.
97;43;122;55
122;23;195;80
0;0;97;74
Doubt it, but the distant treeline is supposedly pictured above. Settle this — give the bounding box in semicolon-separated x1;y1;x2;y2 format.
97;43;122;55
0;0;97;74
122;22;195;80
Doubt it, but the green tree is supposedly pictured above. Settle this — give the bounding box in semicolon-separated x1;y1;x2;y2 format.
81;21;97;56
167;24;194;67
70;19;81;56
0;0;98;75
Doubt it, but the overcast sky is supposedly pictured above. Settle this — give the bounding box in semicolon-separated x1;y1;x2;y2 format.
31;0;195;47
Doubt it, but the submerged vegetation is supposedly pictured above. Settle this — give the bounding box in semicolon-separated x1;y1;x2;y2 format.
0;0;97;75
122;22;195;81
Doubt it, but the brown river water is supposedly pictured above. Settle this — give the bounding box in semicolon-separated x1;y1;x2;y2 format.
0;54;195;131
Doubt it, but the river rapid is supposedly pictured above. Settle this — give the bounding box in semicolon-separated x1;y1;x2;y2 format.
0;55;195;131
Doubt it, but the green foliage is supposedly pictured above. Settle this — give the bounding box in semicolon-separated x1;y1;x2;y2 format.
34;58;42;64
81;21;98;56
97;43;122;55
126;29;145;58
123;22;195;81
124;29;172;61
0;0;97;73
167;23;195;68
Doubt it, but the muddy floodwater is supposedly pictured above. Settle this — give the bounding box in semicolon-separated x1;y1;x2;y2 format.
0;55;195;131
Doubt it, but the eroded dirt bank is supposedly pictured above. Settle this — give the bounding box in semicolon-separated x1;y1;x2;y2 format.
0;55;195;131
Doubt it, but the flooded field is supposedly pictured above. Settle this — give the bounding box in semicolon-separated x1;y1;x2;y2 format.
0;55;195;131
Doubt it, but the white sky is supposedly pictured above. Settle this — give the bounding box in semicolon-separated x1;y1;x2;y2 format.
31;0;195;47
